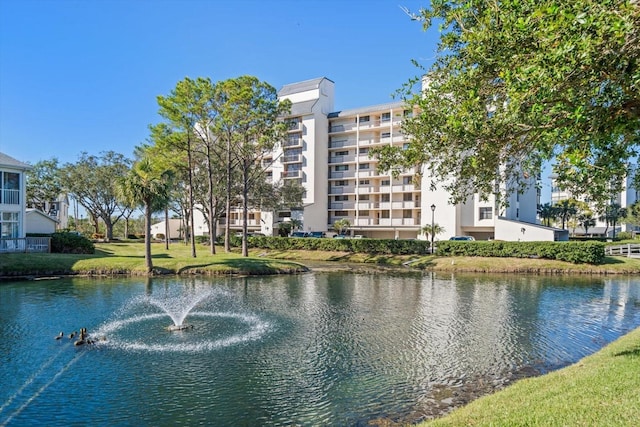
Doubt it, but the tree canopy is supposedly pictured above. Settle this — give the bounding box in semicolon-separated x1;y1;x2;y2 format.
378;0;639;205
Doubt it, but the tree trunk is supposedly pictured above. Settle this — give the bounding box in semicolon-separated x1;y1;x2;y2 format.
224;137;232;253
242;165;249;257
164;206;170;250
186;138;197;258
144;202;153;273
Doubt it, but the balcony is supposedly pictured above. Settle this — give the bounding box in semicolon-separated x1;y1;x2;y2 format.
392;184;415;192
0;189;19;205
330;202;355;210
329;139;356;149
329;154;356;164
329;171;355;179
329;186;355;195
283;170;300;178
283;137;302;148
281;154;302;163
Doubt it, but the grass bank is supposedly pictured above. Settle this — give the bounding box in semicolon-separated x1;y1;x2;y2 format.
419;327;640;426
0;242;307;278
250;248;640;274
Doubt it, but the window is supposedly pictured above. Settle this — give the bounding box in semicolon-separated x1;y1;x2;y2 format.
1;172;20;205
380;210;390;218
479;207;493;220
359;195;370;200
359;179;370;185
381;112;391;122
403;210;412;219
359;147;369;155
360;210;370;216
334;211;348;217
381;179;390;186
335;180;347;186
403;109;413;118
336;150;348;156
402;176;412;185
381;194;390;202
335;195;349;201
359;163;370;170
403;193;412;201
358;115;370;123
0;211;19;238
381;132;391;138
335;165;349;171
288;117;301;130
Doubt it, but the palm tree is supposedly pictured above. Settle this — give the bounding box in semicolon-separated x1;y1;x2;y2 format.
537;202;556;227
556;199;579;230
118;157;173;273
421;223;446;241
333;218;351;236
578;212;596;236
600;203;627;239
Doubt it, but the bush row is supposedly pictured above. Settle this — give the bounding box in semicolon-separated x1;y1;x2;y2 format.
246;236;431;255
435;241;605;264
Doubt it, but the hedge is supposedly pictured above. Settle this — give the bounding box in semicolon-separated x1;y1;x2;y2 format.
435;241;605;264
51;231;95;254
246;236;430;255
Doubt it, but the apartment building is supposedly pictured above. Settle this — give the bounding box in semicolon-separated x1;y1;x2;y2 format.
550;171;638;236
191;77;555;241
260;77;547;241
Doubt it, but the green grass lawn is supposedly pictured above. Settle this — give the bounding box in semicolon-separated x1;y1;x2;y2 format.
0;241;307;277
420;327;640;426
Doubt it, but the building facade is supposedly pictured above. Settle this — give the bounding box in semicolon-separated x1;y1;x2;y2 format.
0;152;31;245
192;77;553;241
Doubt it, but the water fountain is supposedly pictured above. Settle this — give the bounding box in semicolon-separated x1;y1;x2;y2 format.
90;286;271;353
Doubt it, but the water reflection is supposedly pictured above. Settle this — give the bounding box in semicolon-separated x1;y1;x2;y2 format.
0;272;638;426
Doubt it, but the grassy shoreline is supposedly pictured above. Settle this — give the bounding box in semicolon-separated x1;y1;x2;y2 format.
3;241;640;278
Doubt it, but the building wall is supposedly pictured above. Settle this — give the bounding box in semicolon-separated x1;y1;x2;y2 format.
0;153;31;239
25;210;57;234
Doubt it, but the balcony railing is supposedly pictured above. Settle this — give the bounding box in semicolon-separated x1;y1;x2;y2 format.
0;189;19;205
283;137;302;147
281;154;301;163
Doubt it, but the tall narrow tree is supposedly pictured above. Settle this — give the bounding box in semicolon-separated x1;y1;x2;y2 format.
212;76;291;256
117;157;173;273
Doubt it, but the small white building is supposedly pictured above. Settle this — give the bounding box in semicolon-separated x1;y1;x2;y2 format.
25;208;58;234
150;218;183;240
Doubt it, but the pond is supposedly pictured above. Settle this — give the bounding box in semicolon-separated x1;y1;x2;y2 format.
1;272;639;426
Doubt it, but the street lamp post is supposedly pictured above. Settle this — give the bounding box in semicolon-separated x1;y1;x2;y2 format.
430;204;436;254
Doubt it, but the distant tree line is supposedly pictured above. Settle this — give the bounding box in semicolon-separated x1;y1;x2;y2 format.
25;75;304;272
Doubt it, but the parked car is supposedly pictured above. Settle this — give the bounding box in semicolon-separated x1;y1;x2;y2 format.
290;231;308;238
308;231;326;238
449;236;475;241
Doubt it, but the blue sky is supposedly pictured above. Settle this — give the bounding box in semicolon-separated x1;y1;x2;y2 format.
1;0;434;164
0;0;553;201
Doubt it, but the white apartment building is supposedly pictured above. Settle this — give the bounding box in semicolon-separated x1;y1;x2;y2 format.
191;77;560;241
260;77;553;241
550;171;638;236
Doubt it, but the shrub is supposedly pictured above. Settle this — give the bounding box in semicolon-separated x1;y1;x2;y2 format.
51;231;95;254
616;232;633;240
155;233;165;240
127;234;139;239
247;236;430;255
435;241;605;264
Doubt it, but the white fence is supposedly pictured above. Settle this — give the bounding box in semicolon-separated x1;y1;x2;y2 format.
0;237;51;253
605;244;640;258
